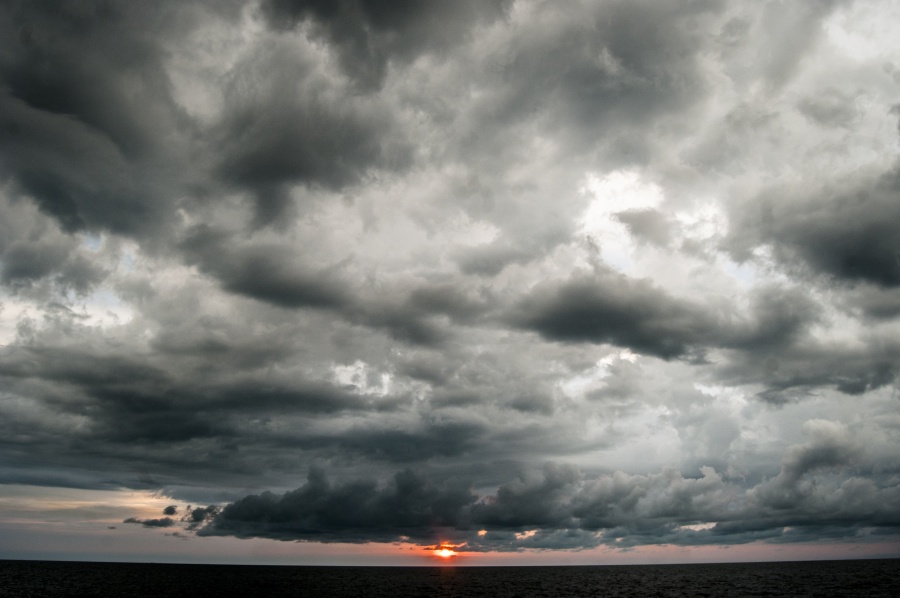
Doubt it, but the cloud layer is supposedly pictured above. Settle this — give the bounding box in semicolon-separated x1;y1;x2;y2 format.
1;0;899;556
201;420;900;550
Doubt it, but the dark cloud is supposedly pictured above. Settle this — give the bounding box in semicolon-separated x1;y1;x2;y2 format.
280;416;488;463
455;0;723;164
260;0;511;89
471;463;581;529
719;338;900;401
712;289;896;399
512;272;830;387
0;1;195;238
749;419;857;510
0;336;396;492
202;467;476;542
210;36;412;223
513;272;718;360
726;286;821;351
2;0;899;563
847;286;900;321
178;225;494;349
188;505;219;523
0;228;106;296
405;283;490;324
197;445;900;550
0;342;375;425
124;516;176;528
180;225;350;309
0;1;196;158
729;165;900;288
349;281;494;347
0;93;157;234
0;198;110;299
353;303;448;347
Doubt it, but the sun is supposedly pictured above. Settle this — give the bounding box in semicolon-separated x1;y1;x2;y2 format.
429;542;462;561
435;547;457;558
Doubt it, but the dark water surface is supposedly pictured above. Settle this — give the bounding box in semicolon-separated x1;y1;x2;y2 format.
1;558;897;597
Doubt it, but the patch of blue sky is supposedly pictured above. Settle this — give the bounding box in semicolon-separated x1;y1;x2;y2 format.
80;233;104;252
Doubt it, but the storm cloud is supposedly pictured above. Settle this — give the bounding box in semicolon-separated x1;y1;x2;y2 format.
201;429;900;550
1;0;899;562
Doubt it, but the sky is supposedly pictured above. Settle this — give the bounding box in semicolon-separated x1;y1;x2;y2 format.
1;0;899;566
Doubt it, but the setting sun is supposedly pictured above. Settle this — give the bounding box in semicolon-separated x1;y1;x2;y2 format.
429;543;462;561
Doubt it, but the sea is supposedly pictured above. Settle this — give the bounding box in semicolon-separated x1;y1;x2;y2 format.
1;558;897;597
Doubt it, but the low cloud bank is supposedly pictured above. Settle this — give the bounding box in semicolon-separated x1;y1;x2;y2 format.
188;422;900;551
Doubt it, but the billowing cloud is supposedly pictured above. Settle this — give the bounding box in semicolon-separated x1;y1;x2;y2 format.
199;422;900;550
209;35;413;222
260;0;511;90
513;272;718;359
0;1;199;238
203;468;475;542
729;165;900;288
2;0;899;563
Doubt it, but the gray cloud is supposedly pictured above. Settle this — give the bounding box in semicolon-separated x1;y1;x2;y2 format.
725;286;821;352
467;0;721;155
749;419;858;510
754;0;845;91
124;517;176;528
202;467;476;542
180;225;351;309
260;0;511;90
846;286;900;321
210;35;412;223
2;0;899;562
513;272;717;360
797;87;861;130
0;1;196;238
719;338;900;401
614;209;673;248
198;434;900;550
454;242;536;277
511;272;820;360
0;209;107;296
729;165;900;288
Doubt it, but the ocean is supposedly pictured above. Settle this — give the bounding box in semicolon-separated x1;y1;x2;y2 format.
1;558;897;597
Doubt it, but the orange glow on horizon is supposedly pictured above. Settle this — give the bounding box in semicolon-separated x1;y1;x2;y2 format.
428;542;464;561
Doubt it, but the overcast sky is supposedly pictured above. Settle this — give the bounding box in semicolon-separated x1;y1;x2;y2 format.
1;0;899;565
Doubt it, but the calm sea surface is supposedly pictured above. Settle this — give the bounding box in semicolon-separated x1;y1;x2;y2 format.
1;558;897;597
